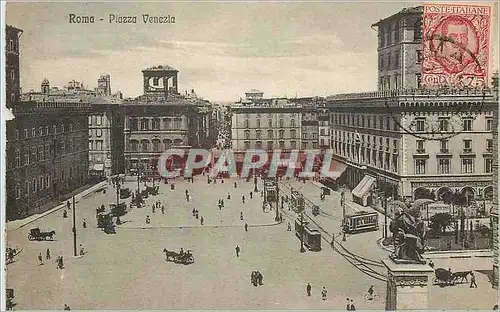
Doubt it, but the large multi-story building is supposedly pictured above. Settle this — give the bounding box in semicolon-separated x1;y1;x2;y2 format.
5;25;92;221
5;25;23;108
327;89;496;205
123;65;214;175
372;6;423;91
491;73;499;289
6;101;91;220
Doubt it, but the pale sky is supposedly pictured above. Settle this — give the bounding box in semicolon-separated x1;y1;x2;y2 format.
5;2;499;103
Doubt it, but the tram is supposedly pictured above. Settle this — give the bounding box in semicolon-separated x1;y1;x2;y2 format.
295;219;322;251
342;211;379;234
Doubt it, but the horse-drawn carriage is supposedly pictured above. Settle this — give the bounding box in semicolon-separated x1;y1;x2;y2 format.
162;249;194;265
141;189;149;199
131;193;144;208
28;228;56;241
110;203;127;217
120;188;132;199
433;268;472;286
97;212;116;234
146;185;159;196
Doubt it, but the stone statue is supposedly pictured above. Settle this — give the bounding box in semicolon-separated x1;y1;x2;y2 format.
389;205;426;264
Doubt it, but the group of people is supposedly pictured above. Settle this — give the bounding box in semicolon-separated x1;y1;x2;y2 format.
250;271;264;286
307;284;329;301
152;201;165;214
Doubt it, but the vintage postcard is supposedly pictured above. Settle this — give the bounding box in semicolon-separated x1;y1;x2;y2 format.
2;1;499;310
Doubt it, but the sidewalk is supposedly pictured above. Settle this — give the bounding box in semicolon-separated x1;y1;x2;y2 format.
6;181;108;231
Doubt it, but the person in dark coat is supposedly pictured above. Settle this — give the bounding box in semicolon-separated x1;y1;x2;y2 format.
349;299;356;311
82;219;87;228
245;223;248;232
46;248;51;260
346;298;351;311
235;245;240;257
306;283;312;296
242;195;245;203
227;192;231;200
38;253;43;265
250;191;253;199
470;271;477;288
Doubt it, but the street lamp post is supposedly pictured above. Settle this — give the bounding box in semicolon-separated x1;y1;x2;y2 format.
72;196;77;257
300;212;306;253
384;193;388;239
275;180;280;222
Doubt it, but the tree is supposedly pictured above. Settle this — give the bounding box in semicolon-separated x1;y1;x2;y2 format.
429;213;454;235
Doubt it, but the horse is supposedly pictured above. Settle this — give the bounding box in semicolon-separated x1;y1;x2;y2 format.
163;249;178;261
452;271;472;283
43;230;56;240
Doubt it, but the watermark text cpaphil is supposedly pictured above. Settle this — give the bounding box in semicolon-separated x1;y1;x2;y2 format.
68;14;176;24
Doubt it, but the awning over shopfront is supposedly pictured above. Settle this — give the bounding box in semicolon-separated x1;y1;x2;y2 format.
323;160;347;179
351;175;376;199
92;163;104;171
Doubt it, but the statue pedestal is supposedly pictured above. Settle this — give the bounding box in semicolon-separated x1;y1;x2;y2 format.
382;259;434;310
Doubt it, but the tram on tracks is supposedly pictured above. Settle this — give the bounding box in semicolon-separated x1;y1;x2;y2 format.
342;211;379;234
295;219;322;251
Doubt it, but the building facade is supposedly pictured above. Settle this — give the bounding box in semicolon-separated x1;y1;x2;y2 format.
5;102;91;220
327;89;497;207
5;25;23;108
231;106;302;151
491;74;499;289
123;65;214;175
372;6;423;91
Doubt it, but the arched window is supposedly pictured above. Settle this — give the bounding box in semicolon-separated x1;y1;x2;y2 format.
394;21;400;42
32;178;37;193
163;139;172;150
130;140;139;152
386;24;392;45
173;139;183;146
15;184;21;199
140;139;150;152
152;139;161;152
244;130;250;140
130;118;138;131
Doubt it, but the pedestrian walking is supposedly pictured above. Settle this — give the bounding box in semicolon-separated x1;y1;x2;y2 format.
82;219;87;228
196;211;199;219
63;210;68;218
227;192;231;200
331;234;335;249
234;181;237;188
349;299;356;311
146;215;151;224
152;205;156;213
287;222;291;231
321;287;327;300
221;199;224;207
306;283;312;296
38;253;43;265
346;298;351;311
201;216;204;225
235;245;240;257
250;191;253;199
242;195;245;203
67;201;71;210
240;212;244;220
79;244;85;256
470;271;477;288
161;205;165;214
46;248;51;260
428;259;434;268
245;223;248;232
64;304;71;310
192;208;196;216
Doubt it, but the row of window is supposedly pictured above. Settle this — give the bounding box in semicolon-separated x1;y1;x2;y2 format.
129;139;185;152
379;20;421;47
415;139;493;154
332;114;492;133
334;133;398;149
13;139;82;168
13;168;81;199
129;117;184;131
12;123;79;141
242;112;298;119
244;118;297;129
333;142;399;172
414;158;492;174
242;141;320;150
89;115;104;126
380;52;400;71
331;113;399;131
89;140;104;151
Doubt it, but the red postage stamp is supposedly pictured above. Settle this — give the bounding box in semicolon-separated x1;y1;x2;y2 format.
422;3;491;88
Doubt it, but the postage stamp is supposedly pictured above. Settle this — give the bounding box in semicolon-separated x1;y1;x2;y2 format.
422;3;491;88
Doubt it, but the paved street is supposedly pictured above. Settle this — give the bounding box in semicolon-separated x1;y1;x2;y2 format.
6;177;497;310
